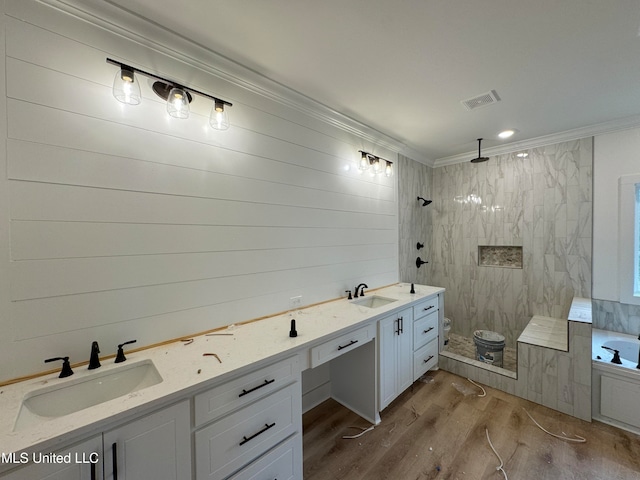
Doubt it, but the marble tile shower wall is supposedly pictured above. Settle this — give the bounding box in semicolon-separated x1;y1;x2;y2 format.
398;154;432;284
427;138;593;347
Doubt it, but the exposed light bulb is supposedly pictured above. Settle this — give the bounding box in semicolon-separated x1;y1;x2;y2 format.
209;100;230;130
359;152;369;172
167;87;189;119
112;67;141;105
385;161;393;177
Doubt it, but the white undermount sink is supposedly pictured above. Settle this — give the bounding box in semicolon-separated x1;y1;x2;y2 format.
14;359;162;431
351;295;397;309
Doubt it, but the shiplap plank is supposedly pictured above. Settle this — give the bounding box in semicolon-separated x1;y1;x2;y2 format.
10;181;396;229
7;138;396;215
11;244;395;300
12;258;398;340
11;221;397;260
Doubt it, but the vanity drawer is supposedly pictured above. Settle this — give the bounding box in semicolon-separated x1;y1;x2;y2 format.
226;434;302;480
194;356;299;427
413;338;438;380
310;324;375;368
413;295;439;320
413;310;438;350
195;382;301;480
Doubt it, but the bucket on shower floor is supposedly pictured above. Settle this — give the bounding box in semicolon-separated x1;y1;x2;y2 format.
473;330;505;367
443;318;451;345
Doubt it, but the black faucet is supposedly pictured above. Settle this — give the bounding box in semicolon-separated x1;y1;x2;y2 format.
88;341;101;370
45;356;74;378
354;283;368;298
602;346;622;365
115;339;137;363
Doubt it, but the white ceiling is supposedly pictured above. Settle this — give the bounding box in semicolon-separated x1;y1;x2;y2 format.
106;0;640;163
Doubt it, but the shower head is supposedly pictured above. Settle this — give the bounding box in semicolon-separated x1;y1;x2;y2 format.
470;138;489;163
417;196;432;206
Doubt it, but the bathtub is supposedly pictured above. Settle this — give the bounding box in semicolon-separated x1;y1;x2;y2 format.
591;329;640;435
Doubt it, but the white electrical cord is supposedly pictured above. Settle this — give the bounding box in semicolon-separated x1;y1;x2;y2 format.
485;428;509;480
342;425;375;439
523;409;586;443
467;378;487;397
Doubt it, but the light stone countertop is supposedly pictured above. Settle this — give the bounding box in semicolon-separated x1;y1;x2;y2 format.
517;315;569;351
0;283;444;460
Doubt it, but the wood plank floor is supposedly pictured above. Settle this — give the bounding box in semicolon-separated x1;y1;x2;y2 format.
303;369;640;479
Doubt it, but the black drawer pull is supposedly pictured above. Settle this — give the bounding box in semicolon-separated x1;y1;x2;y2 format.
423;355;434;364
239;422;276;446
338;339;359;350
239;378;275;397
423;327;435;334
423;305;435;311
112;443;118;480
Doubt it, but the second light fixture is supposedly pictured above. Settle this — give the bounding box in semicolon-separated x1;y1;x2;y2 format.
358;151;393;177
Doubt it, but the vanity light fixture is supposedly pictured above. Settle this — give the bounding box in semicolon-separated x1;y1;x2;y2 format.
358;150;393;177
107;58;232;128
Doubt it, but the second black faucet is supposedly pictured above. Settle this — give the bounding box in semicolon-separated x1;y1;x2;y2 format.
88;341;101;370
354;283;368;298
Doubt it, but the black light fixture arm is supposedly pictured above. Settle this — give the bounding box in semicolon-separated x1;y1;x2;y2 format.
358;150;391;165
106;58;232;107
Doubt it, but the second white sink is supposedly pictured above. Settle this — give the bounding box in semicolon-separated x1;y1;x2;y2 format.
351;295;397;309
14;359;162;431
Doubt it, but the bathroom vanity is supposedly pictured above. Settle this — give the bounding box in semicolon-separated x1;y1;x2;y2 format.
0;283;444;479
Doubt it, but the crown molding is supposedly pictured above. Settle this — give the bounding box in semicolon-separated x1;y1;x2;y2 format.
433;114;640;167
38;0;430;163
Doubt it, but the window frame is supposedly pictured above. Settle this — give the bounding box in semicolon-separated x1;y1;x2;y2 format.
618;174;640;305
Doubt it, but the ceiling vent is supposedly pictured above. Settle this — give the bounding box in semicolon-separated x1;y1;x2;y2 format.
461;90;501;111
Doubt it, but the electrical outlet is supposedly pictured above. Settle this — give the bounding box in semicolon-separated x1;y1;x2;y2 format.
289;295;302;309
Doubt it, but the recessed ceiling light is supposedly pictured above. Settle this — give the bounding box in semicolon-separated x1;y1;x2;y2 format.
498;129;516;139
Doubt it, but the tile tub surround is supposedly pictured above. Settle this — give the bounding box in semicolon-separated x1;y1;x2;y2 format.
427;138;593;347
592;299;640;336
591;329;640;436
0;283;443;458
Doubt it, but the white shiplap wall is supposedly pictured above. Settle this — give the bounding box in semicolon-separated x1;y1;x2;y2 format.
0;0;399;381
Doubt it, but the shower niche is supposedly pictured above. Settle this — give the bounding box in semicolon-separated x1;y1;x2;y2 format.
478;245;523;269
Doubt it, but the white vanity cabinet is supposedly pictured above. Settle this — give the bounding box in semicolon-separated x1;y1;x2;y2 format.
103;400;191;480
378;307;414;410
1;401;190;480
193;356;302;480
